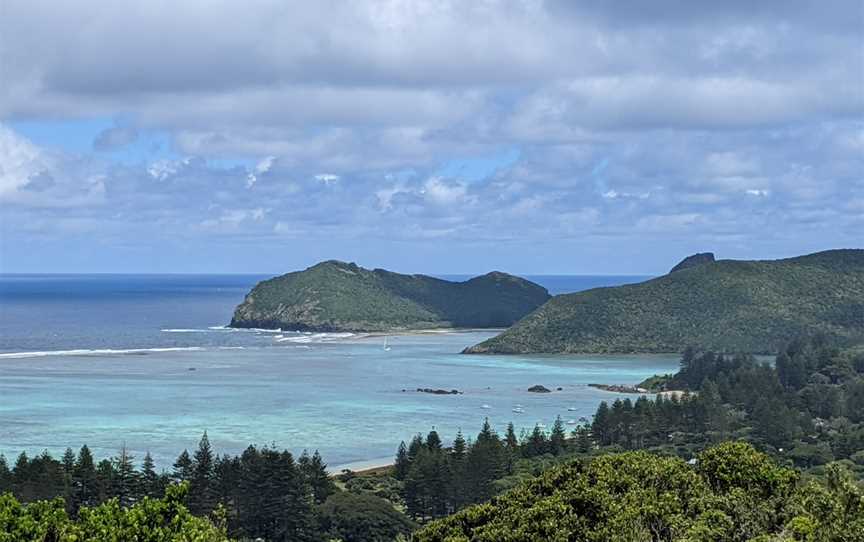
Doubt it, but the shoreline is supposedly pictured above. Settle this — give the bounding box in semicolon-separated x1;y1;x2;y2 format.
329;457;394;476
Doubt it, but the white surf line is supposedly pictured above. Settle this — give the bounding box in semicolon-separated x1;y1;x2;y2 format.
0;346;247;359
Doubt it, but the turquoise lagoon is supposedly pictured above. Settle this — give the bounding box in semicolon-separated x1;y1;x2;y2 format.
0;274;673;469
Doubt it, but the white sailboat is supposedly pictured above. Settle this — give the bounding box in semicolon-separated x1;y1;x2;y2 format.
383;336;392;351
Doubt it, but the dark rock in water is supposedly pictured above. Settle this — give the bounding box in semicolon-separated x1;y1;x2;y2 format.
589;383;649;394
670;252;715;273
527;385;552;393
417;388;461;395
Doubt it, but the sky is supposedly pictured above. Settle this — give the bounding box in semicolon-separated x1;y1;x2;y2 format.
0;0;862;275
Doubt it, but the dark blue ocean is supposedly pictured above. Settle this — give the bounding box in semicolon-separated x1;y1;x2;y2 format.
0;273;676;469
0;274;649;353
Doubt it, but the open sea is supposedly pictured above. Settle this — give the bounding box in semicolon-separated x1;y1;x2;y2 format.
0;273;678;470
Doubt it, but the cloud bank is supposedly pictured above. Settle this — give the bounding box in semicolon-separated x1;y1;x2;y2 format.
0;0;861;272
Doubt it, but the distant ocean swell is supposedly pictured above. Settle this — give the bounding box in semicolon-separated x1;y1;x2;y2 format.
161;326;283;333
0;346;246;359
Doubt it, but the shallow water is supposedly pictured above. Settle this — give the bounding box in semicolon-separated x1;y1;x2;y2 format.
0;273;672;469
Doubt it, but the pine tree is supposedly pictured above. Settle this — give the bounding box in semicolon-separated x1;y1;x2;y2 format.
140;452;161;498
504;423;519;474
449;430;469;511
426;429;442;451
451;430;467;461
12;452;32;501
95;458;116;503
465;419;506;504
212;453;240;514
407;434;424;463
113;445;139;507
525;424;548;457
299;450;334;504
403;448;429;520
263;448;317;542
593;401;612;445
172;449;193;483
189;432;215;515
504;423;518;451
394;441;410;480
73;445;98;512
0;455;10;494
574;425;593;453
61;448;76;475
550;416;566;456
426;449;451;518
61;448;76;512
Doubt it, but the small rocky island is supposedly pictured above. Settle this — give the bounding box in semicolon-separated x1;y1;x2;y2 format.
527;385;552;393
230;260;550;332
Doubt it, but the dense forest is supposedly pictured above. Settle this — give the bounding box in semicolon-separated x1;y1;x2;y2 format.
0;437;412;541
590;335;864;473
467;249;864;354
3;334;863;540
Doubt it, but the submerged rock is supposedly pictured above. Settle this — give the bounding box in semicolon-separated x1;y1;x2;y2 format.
417;388;461;395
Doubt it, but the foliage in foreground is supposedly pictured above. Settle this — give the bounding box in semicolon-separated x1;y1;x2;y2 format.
0;483;229;542
317;491;416;542
415;442;864;542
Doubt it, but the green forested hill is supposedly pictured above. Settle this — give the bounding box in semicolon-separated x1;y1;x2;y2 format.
466;249;864;354
230;261;550;332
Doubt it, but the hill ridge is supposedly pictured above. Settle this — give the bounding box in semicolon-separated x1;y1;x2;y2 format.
465;249;864;354
230;262;551;332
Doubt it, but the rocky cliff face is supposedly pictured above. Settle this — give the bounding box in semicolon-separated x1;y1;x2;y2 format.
669;252;716;273
230;261;551;332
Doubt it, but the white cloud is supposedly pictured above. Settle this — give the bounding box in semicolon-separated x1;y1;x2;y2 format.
147;160;179;181
422;177;471;206
0;124;47;199
2;2;863;271
246;155;276;188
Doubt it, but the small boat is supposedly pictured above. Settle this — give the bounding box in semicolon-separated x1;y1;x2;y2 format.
567;406;577;411
383;336;391;351
566;419;578;425
481;404;492;409
512;406;525;414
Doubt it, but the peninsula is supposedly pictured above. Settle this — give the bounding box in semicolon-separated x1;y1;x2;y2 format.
465;249;864;355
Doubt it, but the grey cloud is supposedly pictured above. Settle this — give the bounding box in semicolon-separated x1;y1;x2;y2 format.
93;125;138;151
1;1;861;272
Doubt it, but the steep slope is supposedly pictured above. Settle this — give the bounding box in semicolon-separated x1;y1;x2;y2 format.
230;261;550;332
465;249;864;354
